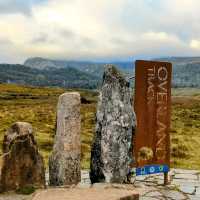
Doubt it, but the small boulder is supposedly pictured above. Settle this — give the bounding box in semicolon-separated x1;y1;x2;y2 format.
0;122;45;192
90;65;136;184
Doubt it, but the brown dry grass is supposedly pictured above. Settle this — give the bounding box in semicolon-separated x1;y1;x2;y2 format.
0;84;200;170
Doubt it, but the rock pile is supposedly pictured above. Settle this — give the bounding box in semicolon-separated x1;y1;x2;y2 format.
0;122;45;192
90;65;136;183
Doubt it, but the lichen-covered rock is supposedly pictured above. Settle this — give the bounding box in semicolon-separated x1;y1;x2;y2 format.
0;122;45;192
49;92;81;186
90;65;136;184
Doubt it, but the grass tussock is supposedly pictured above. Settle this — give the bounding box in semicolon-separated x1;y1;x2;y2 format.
16;186;36;195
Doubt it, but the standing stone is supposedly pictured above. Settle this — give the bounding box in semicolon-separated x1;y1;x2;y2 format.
49;92;81;186
0;122;45;192
90;65;136;184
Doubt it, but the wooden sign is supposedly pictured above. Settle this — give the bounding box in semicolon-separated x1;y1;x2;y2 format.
134;60;172;181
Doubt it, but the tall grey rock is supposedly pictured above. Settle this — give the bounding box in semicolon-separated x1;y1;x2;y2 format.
90;65;136;184
49;92;81;186
0;122;45;192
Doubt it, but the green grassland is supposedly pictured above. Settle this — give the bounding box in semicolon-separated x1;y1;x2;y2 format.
0;84;97;169
0;84;200;170
171;88;200;169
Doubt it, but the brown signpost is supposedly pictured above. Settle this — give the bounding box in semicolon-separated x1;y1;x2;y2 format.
134;60;172;184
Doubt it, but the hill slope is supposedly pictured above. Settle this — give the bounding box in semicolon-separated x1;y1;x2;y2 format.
24;57;200;88
157;57;200;87
1;56;200;88
24;57;133;77
0;64;100;89
24;57;105;77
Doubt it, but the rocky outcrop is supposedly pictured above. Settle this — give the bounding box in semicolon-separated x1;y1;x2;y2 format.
49;92;81;186
90;65;136;184
0;122;45;192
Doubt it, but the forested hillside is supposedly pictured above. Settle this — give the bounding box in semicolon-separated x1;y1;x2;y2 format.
0;57;200;88
24;57;200;88
157;57;200;87
0;64;100;89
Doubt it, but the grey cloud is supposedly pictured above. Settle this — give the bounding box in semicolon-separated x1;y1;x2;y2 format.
0;0;32;16
0;38;13;46
0;0;47;16
59;29;76;38
58;28;97;48
31;29;78;45
79;36;97;48
31;33;50;44
110;37;131;46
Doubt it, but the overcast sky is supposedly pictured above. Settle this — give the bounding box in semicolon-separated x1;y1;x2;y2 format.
0;0;200;63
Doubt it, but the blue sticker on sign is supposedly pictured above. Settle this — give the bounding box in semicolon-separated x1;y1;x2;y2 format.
136;165;169;176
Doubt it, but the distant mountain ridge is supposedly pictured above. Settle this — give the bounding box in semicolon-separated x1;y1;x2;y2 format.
24;57;133;77
0;64;100;89
24;57;105;76
156;56;200;64
24;57;200;88
156;57;200;87
0;56;199;88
